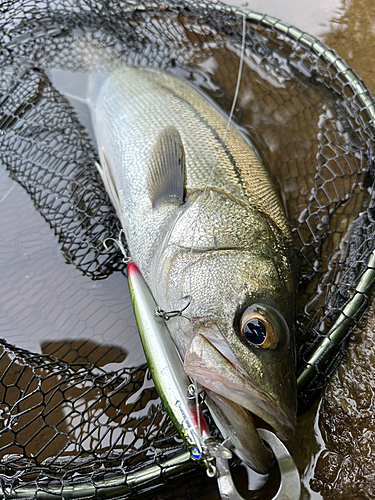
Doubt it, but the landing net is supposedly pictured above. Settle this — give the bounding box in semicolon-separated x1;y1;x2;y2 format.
0;0;374;497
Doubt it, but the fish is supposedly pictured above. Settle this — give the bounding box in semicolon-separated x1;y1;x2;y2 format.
88;66;299;474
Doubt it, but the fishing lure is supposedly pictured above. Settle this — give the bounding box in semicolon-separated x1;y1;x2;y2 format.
127;261;301;500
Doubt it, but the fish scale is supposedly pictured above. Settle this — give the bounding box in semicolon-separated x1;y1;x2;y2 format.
90;65;298;473
91;66;295;269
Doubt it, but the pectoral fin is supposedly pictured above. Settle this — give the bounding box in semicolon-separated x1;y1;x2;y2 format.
148;126;186;207
96;148;122;219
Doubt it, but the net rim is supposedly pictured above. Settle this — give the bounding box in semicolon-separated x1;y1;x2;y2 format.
115;1;375;128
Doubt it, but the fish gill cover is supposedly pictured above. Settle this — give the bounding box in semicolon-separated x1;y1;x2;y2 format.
0;0;374;497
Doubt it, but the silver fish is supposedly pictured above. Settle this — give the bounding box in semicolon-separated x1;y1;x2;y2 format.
89;67;298;473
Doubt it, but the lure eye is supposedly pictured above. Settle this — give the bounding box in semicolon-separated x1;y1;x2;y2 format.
239;306;277;348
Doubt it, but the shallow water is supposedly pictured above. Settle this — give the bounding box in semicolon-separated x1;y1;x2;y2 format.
1;0;375;498
222;1;375;498
0;165;144;369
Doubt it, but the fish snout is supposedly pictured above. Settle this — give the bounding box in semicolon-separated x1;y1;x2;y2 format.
183;323;297;470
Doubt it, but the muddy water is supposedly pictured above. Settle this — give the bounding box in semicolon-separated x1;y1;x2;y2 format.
1;0;375;498
223;1;375;498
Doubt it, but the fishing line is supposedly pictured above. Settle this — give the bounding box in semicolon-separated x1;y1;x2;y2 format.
204;11;246;190
187;10;247;441
0;184;16;204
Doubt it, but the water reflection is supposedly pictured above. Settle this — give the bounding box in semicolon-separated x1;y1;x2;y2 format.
41;339;127;367
322;0;375;96
286;1;375;498
0;166;144;369
294;305;375;499
226;0;342;38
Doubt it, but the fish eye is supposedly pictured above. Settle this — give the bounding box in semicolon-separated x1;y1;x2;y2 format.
239;305;278;349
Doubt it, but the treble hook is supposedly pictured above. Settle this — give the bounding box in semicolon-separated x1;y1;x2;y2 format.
215;429;301;500
104;228;131;264
127;261;300;499
155;295;191;321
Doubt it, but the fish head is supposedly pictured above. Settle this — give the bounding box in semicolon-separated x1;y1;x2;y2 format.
185;301;297;440
151;189;298;473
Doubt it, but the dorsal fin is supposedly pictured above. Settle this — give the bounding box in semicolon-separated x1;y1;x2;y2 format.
148;126;186;208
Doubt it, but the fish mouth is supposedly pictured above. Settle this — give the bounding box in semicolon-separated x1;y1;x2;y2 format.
183;326;296;472
205;390;274;474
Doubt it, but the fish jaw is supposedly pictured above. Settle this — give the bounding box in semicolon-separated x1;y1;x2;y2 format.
205;391;273;474
183;325;296;468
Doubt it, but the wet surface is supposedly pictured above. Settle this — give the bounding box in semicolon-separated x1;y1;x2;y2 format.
1;0;375;498
290;305;375;500
223;1;375;498
195;1;375;498
0;165;144;369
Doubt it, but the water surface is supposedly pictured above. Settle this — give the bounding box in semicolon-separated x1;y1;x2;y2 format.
223;1;375;498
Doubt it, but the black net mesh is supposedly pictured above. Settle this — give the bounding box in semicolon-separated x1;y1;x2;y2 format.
0;0;375;497
0;66;126;279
